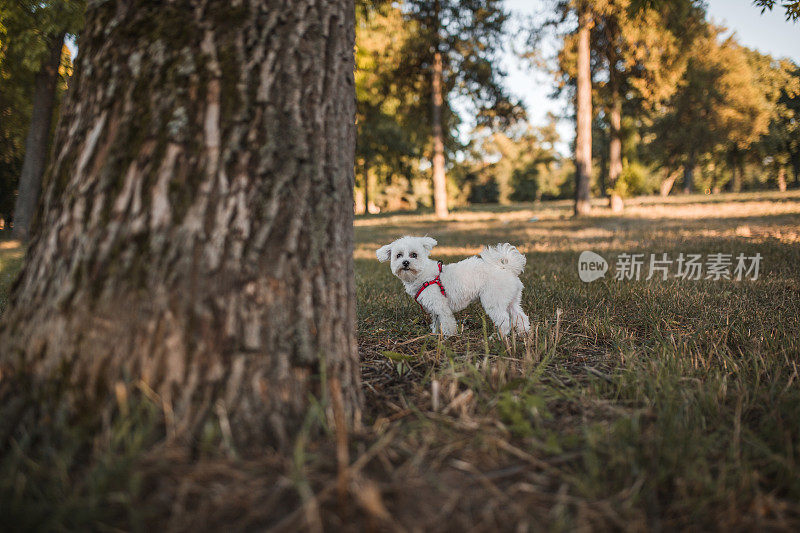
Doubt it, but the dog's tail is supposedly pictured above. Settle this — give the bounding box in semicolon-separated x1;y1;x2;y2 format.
480;243;526;276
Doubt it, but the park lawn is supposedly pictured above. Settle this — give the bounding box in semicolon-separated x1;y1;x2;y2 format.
1;191;799;530
353;191;800;530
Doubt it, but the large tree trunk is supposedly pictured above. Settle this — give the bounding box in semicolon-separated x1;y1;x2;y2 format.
12;32;66;242
574;3;592;217
607;92;623;213
0;0;361;452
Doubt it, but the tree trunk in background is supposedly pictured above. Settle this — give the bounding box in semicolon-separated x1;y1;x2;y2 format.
660;169;680;197
431;49;448;218
574;3;592;217
790;152;800;185
12;32;66;242
777;167;787;192
683;152;696;194
363;156;370;214
730;165;741;192
607;94;623;213
729;148;743;192
0;0;361;451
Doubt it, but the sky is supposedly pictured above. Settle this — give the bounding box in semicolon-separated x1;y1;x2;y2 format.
501;0;800;151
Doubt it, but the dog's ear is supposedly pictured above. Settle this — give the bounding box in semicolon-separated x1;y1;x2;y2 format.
376;244;392;263
420;237;437;252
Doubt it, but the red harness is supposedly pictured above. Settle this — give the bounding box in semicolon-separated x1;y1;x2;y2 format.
414;261;446;308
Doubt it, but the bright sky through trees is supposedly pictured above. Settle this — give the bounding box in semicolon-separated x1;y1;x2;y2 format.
502;0;800;153
64;0;800;156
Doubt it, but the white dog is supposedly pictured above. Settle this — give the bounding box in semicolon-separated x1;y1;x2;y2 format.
376;236;531;337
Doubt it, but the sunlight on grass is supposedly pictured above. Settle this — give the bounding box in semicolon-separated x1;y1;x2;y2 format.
354;192;800;529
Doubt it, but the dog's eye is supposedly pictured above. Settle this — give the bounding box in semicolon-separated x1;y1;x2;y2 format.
410;252;417;258
396;253;402;258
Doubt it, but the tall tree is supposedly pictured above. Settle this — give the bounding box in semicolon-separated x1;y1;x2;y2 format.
355;1;421;214
0;0;361;451
591;0;700;209
532;0;594;215
12;32;66;240
574;1;592;216
649;30;770;193
747;54;800;186
401;0;523;218
1;0;85;241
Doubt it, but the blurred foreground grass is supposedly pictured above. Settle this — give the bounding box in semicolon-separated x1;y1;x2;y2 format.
1;191;799;530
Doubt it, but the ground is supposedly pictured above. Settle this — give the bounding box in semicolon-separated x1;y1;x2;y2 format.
2;192;800;531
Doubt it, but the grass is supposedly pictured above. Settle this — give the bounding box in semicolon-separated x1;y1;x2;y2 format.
353;190;800;530
2;191;800;530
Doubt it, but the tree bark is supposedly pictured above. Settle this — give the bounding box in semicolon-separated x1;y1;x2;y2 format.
790;152;800;186
574;3;592;217
12;32;66;242
0;0;361;452
607;92;623;213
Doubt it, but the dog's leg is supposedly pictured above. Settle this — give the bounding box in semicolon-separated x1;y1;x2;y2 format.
430;314;441;334
420;294;457;337
431;303;457;337
481;296;512;336
508;290;531;334
437;310;458;337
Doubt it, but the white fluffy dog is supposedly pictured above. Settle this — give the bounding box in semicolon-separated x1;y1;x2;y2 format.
376;236;531;337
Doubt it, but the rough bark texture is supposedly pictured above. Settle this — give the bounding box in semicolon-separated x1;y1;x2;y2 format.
0;0;361;451
574;4;592;217
607;94;623;213
12;32;66;241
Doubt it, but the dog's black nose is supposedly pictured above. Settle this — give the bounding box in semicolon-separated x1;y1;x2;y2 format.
402;260;410;267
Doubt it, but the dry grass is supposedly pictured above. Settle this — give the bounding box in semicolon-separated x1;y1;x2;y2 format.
351;190;800;531
2;191;800;531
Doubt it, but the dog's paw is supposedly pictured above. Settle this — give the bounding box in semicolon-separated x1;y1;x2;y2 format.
440;324;458;337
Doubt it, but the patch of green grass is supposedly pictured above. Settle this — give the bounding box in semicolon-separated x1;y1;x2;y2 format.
1;192;799;529
355;192;800;529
